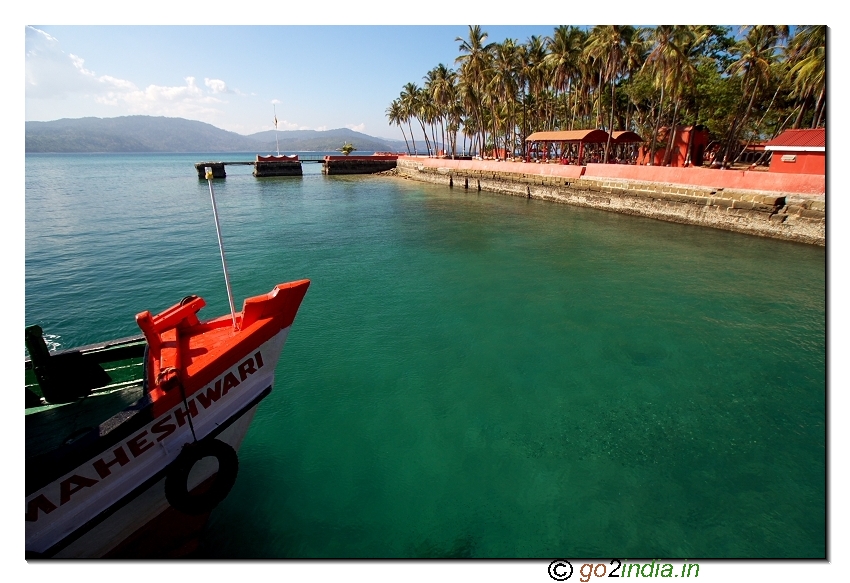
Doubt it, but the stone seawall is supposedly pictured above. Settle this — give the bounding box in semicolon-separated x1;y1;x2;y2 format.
395;159;825;246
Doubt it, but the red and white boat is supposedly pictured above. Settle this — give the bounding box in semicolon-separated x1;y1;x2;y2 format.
25;280;310;558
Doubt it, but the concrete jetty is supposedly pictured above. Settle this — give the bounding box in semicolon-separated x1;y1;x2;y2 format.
194;156;303;179
193;154;399;178
253;155;302;177
322;155;398;175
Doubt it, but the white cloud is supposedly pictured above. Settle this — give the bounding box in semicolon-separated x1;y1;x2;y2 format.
204;78;230;94
315;125;328;132
271;99;281;105
95;77;227;119
256;117;309;133
25;26;117;98
346;123;366;132
25;26;237;123
274;119;300;131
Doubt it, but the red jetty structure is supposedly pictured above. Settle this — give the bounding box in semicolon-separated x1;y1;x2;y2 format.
764;128;825;174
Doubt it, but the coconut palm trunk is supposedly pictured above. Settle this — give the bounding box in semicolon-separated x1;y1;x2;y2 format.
662;98;680;166
648;76;666;165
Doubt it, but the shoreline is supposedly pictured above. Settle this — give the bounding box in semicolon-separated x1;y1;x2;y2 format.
392;158;825;247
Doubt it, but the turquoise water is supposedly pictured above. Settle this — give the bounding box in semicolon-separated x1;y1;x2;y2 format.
25;153;825;558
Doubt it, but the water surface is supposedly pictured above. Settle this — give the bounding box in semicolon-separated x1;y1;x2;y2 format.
25;153;825;558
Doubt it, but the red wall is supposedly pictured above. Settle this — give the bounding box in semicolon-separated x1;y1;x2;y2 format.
403;157;825;195
583;163;825;195
768;151;825;175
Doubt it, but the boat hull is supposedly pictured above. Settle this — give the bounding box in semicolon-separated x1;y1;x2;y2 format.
59;402;261;558
26;327;290;558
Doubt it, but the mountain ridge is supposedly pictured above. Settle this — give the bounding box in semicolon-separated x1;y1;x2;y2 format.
25;115;407;153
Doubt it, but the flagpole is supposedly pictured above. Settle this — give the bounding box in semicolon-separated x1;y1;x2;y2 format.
274;104;280;156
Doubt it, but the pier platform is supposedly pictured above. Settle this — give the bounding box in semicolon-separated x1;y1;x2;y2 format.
194;156;304;179
322;155;398;175
195;155;400;178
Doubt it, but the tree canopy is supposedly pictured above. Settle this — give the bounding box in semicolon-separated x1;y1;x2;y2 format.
386;25;825;165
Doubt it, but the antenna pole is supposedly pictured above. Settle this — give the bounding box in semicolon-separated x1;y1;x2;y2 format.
205;167;238;330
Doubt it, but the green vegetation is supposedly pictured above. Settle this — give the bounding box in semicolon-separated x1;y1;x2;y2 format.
386;25;825;166
337;142;357;156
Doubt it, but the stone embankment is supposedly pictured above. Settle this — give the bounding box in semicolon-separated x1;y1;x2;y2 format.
395;158;825;246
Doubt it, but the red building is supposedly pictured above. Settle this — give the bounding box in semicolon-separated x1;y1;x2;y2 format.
764;128;825;174
637;126;710;167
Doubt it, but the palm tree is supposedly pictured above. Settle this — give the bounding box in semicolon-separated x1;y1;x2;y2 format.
720;25;788;166
385;99;411;154
412;86;433;156
489;39;520;159
427;64;454;156
456;26;495;157
457;78;481;155
586;25;642;162
660;26;702;166
679;25;720;166
399;83;420;155
642;25;690;165
545;25;585;132
443;72;462;157
786;25;825;128
523;36;549;131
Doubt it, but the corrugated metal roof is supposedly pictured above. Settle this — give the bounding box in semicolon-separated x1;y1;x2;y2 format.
526;129;610;143
764;128;825;149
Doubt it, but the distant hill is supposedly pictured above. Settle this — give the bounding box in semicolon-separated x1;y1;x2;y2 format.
247;128;405;153
25;116;407;153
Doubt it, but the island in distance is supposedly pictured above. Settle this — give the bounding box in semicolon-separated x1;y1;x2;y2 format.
25;115;407;153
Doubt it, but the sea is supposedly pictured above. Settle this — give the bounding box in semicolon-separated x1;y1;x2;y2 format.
25;152;826;558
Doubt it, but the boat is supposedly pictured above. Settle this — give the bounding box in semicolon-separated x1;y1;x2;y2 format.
25;280;309;557
26;164;310;558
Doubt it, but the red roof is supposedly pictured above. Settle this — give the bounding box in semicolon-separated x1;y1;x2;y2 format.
612;131;644;144
526;129;610;143
764;128;825;149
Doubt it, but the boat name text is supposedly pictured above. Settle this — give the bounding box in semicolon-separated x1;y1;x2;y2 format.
25;350;265;522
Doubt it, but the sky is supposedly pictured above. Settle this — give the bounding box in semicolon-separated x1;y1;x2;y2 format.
22;10;834;142
24;24;566;140
9;3;850;582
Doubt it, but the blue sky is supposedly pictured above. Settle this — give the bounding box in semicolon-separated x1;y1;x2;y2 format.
23;2;826;141
26;24;567;139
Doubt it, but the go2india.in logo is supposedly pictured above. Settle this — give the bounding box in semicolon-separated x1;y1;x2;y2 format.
548;559;700;581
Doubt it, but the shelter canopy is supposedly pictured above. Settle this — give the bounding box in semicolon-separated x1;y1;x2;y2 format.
611;131;644;144
525;129;610;143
